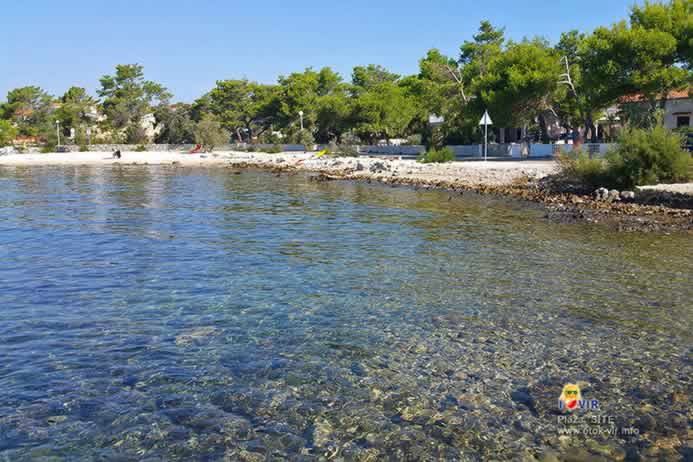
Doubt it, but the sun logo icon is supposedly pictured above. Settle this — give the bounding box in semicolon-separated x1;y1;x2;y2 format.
559;383;582;411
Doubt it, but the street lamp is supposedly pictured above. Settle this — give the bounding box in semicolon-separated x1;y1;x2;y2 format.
55;120;61;147
298;111;304;131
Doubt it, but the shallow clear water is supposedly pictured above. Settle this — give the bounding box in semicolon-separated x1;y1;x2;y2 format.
0;166;691;461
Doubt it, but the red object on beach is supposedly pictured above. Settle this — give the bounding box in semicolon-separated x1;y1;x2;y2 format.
190;144;202;154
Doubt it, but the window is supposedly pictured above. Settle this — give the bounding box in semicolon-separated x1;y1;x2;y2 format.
676;115;690;128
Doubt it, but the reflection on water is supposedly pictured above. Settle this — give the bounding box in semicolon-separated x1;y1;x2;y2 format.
0;166;691;460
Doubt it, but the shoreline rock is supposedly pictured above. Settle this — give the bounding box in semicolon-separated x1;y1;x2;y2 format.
225;155;692;233
2;150;690;232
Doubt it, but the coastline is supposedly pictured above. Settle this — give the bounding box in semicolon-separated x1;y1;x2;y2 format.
1;150;691;232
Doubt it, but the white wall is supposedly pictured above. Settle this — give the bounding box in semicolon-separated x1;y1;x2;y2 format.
360;145;425;155
447;145;481;157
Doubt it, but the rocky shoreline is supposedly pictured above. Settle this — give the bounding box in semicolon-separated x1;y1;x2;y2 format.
2;150;691;232
226;153;693;233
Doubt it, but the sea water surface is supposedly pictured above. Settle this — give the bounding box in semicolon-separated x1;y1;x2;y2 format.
0;166;691;461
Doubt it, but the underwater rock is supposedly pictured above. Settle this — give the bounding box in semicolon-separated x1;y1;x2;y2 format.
175;326;219;346
311;417;333;448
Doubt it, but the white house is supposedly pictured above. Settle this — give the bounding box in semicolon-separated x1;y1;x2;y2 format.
621;89;692;130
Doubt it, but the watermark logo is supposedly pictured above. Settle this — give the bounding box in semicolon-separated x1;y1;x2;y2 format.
556;383;639;439
558;383;599;412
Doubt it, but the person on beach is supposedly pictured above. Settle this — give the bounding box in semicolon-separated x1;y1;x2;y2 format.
112;149;121;159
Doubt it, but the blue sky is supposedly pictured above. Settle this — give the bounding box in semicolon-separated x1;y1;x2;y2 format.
2;0;636;102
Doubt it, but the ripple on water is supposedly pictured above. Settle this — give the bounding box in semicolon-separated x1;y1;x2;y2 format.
0;166;691;460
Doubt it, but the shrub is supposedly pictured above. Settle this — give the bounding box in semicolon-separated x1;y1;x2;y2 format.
557;125;690;189
0;120;18;146
418;147;455;163
556;149;608;189
125;125;148;144
298;130;314;151
334;145;359;157
79;145;89;152
605;125;689;188
134;144;147;152
40;144;56;153
194;116;230;152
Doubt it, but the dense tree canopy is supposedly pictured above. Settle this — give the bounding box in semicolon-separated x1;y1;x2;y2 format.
98;64;171;142
1;0;690;147
202;79;279;143
0;86;54;137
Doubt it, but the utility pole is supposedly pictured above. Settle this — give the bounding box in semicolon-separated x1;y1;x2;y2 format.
299;111;304;131
56;120;61;147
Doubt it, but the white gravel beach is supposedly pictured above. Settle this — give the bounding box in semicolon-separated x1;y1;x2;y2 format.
0;150;559;187
2;150;691;196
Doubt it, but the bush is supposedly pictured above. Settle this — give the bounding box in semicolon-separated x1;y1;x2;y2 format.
194;116;230;152
556;150;608;189
40;144;56;153
557;125;690;189
605;125;689;188
0;120;18;146
334;145;359;157
298;130;314;151
125;125;148;144
418;147;455;163
134;144;147;152
79;145;90;152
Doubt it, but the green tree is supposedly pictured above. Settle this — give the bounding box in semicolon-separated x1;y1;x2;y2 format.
1;86;54;137
193;115;230;152
315;93;351;142
475;39;562;141
98;64;171;143
580;21;686;110
55;87;96;144
351;65;400;91
0;120;18;146
154;103;196;144
203;80;279;143
406;49;473;145
275;67;351;143
277;68;322;134
460;21;505;79
630;0;693;69
351;82;417;143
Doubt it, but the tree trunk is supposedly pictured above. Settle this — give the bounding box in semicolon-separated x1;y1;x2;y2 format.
584;114;597;143
537;114;550;144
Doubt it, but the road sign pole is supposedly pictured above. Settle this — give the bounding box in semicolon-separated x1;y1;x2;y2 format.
478;110;492;162
484;121;488;161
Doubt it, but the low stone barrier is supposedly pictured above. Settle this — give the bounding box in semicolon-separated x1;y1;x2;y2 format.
359;145;425;156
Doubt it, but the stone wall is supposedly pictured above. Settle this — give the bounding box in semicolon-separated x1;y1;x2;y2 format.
73;144;200;152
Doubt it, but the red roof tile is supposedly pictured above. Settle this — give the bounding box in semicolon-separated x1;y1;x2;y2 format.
620;88;691;103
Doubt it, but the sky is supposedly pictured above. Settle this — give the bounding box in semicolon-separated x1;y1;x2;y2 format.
1;0;638;103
